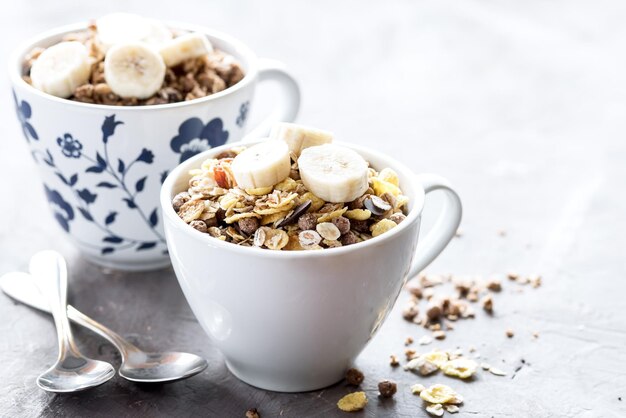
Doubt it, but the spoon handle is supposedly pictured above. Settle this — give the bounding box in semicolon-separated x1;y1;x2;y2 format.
67;306;137;360
28;250;76;358
0;270;138;359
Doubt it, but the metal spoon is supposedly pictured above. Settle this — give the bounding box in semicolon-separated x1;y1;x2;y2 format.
29;250;115;392
1;271;207;383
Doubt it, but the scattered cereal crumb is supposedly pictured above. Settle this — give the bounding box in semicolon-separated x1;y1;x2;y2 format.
481;295;494;313
345;368;364;386
445;404;460;413
405;336;414;346
402;305;419;321
245;408;260;418
497;229;507;237
404;356;439;376
468;346;476;353
488;367;507;376
506;329;515;338
405;349;417;360
487;279;502;292
532;331;540;339
389;354;400;367
420;384;463;405
410;383;426;394
454;228;463;238
441;358;478;379
433;330;446;340
337;391;368;412
419;335;433;345
378;380;397;398
481;362;491;370
507;272;519;281
425;403;444;416
529;274;542;288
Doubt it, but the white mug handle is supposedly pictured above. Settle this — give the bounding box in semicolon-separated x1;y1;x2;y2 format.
243;58;301;142
407;173;462;279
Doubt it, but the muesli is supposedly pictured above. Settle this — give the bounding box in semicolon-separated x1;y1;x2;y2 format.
172;123;410;250
22;13;244;105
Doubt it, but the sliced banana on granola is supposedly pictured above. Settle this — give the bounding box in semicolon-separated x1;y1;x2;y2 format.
159;32;213;67
231;140;291;189
30;41;91;98
298;144;369;203
104;42;166;99
270;122;334;156
96;13;172;50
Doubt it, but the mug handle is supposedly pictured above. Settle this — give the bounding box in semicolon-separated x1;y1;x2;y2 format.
243;58;301;141
406;173;462;279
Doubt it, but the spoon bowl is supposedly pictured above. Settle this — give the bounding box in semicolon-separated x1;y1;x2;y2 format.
1;271;208;384
37;356;115;392
119;351;207;383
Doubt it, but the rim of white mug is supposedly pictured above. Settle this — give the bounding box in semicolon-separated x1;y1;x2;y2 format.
8;21;259;111
160;139;426;259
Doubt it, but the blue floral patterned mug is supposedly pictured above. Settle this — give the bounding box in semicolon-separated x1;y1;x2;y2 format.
9;22;300;271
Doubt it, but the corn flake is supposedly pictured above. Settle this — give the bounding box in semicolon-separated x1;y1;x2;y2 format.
371;177;401;197
420;384;461;405
300;191;325;212
425;403;444;417
370;219;397;237
378;167;399;186
344;209;372;221
274;177;298;192
245;186;273;196
317;207;348;223
441;358;478;379
337;391;368;412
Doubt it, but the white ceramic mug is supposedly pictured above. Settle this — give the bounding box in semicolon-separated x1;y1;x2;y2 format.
9;22;300;271
160;140;462;392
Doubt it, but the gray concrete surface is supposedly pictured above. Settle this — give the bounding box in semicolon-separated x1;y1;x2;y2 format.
1;1;625;416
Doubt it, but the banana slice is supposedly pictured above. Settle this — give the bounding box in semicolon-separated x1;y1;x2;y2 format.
231;140;291;189
96;13;172;50
270;122;334;156
298;144;369;203
104;43;166;99
159;32;213;67
30;41;91;98
142;18;174;46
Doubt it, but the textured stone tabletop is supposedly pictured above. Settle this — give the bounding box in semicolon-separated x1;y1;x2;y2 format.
1;1;625;417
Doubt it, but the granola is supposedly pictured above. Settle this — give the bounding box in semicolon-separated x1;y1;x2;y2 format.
173;143;409;250
23;16;244;105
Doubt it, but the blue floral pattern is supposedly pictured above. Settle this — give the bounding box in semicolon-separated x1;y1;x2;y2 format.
236;101;250;127
57;134;83;158
44;184;74;233
13;90;38;142
29;110;165;256
170;117;229;162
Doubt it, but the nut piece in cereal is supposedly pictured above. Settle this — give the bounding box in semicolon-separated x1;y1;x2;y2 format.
230;141;291;189
298;144;369;203
270;122;334;156
337;391;368;412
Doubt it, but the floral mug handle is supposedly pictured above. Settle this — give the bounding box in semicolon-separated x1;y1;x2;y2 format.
243;58;301;142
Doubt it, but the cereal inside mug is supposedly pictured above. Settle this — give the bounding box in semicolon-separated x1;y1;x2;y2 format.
172;123;410;250
22;12;244;105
